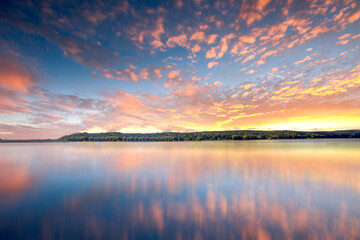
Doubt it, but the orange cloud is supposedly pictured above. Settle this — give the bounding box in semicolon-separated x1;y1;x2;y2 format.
205;15;224;28
102;67;140;82
107;91;147;114
165;70;183;88
0;57;35;93
207;34;218;44
242;54;256;63
348;10;360;23
166;34;188;48
206;33;235;59
255;49;279;65
238;0;271;26
295;53;316;65
0;90;30;114
128;17;165;49
241;83;257;90
175;0;183;8
167;70;179;79
190;31;206;42
207;61;219;69
191;44;201;53
338;33;352;40
239;35;256;44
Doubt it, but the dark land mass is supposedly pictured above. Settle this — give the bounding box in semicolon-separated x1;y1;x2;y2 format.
2;130;360;143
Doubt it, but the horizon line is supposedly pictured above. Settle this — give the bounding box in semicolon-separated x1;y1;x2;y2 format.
1;128;360;141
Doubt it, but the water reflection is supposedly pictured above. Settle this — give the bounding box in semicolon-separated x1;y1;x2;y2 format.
0;140;360;239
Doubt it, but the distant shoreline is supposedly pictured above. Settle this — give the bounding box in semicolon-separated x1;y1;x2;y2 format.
1;130;359;143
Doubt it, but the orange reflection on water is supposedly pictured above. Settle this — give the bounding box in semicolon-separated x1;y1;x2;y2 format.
0;140;359;239
100;141;360;194
0;159;33;202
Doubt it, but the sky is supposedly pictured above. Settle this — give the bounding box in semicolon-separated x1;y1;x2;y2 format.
0;0;359;139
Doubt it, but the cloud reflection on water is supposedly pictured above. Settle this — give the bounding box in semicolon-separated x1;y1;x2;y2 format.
0;140;359;239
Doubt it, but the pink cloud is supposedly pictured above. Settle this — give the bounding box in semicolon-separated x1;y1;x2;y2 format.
175;0;183;8
207;61;219;69
0;89;31;114
167;70;180;79
206;33;235;59
301;25;329;42
282;0;293;16
205;15;224;28
107;91;147;114
238;0;272;26
128;17;165;49
239;36;256;44
348;10;360;23
241;83;257;90
256;49;278;65
338;33;352;40
190;31;206;42
164;70;183;88
242;54;256;63
82;8;107;25
166;34;189;48
191;44;201;53
207;34;218;44
0;57;35;94
100;65;176;83
295;53;317;65
102;68;140;82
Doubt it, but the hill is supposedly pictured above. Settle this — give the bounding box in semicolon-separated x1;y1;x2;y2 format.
58;130;360;142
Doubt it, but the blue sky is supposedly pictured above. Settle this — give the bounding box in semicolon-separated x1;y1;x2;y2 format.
0;0;360;139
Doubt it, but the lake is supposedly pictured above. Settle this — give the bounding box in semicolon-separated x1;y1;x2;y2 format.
0;139;360;239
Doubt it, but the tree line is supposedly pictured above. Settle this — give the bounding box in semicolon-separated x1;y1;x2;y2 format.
58;130;360;142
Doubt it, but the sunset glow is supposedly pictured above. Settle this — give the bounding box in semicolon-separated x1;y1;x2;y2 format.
0;0;360;139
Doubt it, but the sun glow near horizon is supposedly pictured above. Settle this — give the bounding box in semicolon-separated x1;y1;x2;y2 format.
85;114;360;134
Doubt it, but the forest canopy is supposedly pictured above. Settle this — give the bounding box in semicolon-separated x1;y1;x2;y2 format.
57;130;360;142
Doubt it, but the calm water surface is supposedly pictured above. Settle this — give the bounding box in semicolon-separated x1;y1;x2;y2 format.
0;139;360;239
